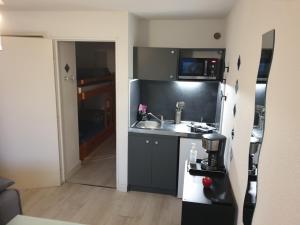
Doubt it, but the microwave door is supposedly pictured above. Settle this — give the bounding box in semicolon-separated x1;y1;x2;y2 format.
179;59;201;79
179;58;216;80
203;60;208;76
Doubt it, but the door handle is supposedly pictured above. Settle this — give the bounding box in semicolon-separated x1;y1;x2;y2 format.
64;75;76;81
145;140;150;144
155;141;159;145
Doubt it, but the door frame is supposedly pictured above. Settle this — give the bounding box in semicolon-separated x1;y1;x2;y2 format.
53;38;118;187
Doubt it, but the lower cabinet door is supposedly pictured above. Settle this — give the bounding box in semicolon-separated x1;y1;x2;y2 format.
128;133;152;187
151;135;179;192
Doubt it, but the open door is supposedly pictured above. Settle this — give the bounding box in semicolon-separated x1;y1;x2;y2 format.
0;37;61;188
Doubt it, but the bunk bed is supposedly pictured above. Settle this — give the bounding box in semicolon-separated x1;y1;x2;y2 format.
77;70;115;161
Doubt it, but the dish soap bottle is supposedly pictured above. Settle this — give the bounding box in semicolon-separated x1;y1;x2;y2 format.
189;143;198;165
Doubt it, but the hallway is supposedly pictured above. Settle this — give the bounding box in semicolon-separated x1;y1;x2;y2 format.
68;135;116;188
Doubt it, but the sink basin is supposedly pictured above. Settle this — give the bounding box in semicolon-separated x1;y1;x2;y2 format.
135;121;161;129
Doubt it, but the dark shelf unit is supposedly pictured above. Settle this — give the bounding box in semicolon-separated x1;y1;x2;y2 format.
181;162;237;225
77;76;115;160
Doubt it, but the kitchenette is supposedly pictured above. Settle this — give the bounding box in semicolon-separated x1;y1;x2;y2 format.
128;47;236;225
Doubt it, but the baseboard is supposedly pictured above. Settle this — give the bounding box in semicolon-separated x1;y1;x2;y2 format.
65;162;81;180
128;185;177;196
117;183;128;192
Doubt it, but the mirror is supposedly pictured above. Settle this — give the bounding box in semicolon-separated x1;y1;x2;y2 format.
243;30;275;225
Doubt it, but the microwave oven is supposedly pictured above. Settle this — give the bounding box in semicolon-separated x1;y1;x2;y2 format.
178;58;221;80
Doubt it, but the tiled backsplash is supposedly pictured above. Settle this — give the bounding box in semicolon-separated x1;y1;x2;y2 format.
130;80;221;124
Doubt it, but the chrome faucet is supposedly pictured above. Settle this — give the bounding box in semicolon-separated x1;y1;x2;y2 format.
147;112;164;123
175;101;185;124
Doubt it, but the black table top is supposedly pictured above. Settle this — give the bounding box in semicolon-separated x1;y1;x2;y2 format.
182;161;235;206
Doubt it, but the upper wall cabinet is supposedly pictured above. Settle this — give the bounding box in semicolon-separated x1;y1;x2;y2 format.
134;47;179;81
134;47;225;82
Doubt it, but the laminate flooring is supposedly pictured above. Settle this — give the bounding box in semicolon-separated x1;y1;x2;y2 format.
20;183;182;225
68;135;116;188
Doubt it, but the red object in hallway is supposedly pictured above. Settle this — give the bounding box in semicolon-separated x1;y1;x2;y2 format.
202;176;213;188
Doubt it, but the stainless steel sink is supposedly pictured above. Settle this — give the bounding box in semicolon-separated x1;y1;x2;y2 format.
135;121;161;129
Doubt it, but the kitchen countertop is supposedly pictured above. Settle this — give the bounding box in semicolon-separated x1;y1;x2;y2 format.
129;120;218;139
182;162;235;205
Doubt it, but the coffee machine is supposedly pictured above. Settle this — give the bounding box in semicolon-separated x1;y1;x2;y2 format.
201;133;226;171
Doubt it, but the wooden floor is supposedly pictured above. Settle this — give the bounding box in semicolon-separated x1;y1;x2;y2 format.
68;135;116;188
20;183;182;225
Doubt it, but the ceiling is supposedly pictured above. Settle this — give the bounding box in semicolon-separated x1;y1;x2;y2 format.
0;0;236;19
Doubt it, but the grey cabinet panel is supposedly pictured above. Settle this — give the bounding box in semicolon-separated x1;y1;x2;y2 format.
128;132;179;195
134;47;179;81
151;135;179;191
128;133;152;187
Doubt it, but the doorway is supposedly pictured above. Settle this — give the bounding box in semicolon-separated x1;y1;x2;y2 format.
57;41;116;188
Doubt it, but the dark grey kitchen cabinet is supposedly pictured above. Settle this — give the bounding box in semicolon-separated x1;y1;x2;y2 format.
128;132;179;195
128;134;152;187
151;135;178;191
133;47;179;81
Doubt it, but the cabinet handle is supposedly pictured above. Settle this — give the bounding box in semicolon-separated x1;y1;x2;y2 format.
145;140;150;144
155;141;159;145
170;75;174;79
170;50;175;54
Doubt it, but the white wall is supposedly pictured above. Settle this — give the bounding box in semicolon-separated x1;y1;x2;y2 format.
136;19;226;48
128;14;139;78
0;11;130;191
57;41;81;180
223;0;300;224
